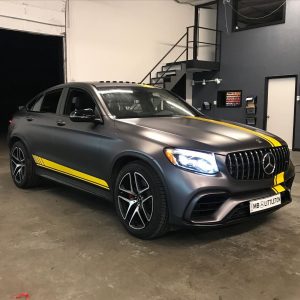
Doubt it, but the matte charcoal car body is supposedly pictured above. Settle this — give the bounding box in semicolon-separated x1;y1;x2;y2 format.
8;82;295;238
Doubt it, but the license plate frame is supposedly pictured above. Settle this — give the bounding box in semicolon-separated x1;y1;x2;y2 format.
249;194;282;214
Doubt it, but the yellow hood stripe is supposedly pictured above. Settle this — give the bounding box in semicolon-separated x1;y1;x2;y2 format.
32;155;109;190
186;116;281;147
138;84;155;88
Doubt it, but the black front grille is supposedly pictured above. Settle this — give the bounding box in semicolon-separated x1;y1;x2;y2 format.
226;146;289;180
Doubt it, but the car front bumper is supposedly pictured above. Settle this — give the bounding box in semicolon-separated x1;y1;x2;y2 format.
182;187;292;227
163;156;295;227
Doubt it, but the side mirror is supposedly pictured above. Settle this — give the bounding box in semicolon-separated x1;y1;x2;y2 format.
70;108;101;123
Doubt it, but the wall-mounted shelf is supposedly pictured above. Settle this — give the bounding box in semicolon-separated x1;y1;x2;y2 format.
245;96;257;126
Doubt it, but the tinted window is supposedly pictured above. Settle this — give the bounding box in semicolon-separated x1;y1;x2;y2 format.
97;87;198;119
232;0;286;31
28;89;62;113
27;94;44;112
40;90;62;113
64;89;95;115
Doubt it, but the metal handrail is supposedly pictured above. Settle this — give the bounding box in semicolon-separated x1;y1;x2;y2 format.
140;31;187;84
188;41;220;46
140;25;221;85
187;25;221;33
152;48;187;85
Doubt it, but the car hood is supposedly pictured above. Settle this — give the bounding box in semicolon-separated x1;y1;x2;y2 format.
116;116;285;154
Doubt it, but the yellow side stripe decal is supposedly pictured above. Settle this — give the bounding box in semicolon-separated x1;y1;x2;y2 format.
32;155;109;190
274;172;285;186
272;185;285;194
185;116;281;147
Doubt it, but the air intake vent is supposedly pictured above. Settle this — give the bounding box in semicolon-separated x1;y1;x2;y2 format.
191;193;229;221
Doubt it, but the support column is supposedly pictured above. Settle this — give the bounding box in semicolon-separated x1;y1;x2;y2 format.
193;6;198;60
186;72;193;106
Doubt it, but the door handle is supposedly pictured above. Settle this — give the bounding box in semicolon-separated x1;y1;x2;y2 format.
56;120;66;126
26;117;34;122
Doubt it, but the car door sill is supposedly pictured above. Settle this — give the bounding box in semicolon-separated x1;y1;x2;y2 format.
36;168;112;202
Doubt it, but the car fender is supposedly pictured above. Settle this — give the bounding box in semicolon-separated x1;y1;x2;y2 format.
8;133;33;155
111;150;173;216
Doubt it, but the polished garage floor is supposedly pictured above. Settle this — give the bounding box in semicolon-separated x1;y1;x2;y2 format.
0;139;299;300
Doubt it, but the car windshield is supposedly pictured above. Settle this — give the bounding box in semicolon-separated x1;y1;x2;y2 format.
97;86;199;119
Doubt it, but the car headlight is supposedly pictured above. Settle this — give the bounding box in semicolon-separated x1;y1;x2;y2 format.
164;148;219;175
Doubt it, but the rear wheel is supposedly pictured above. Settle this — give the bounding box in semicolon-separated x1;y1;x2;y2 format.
10;141;39;188
114;161;169;239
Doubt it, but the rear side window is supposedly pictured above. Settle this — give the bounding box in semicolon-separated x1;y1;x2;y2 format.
27;89;62;113
27;94;44;112
40;90;62;113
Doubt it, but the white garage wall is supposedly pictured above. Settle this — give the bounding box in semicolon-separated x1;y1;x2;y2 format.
66;0;194;82
0;0;66;36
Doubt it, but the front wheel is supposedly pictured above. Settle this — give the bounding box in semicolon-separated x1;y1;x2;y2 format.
114;161;169;239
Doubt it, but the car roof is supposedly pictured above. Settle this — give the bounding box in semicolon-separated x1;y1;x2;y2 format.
47;81;158;91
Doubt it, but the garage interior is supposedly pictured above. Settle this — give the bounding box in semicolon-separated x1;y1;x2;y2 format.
0;0;300;299
0;29;64;134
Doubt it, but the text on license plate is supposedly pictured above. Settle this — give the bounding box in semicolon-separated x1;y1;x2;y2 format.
250;194;281;214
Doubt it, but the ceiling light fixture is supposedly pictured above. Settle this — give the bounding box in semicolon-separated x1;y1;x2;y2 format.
192;78;222;86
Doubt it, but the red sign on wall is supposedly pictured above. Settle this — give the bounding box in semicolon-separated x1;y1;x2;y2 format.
225;91;242;107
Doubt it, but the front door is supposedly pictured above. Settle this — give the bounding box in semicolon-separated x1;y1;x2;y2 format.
266;76;296;149
50;87;114;191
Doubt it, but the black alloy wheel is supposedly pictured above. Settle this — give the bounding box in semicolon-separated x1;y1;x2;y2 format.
10;141;39;188
114;161;169;239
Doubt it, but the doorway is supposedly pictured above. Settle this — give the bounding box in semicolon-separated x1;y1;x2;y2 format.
196;2;217;61
0;29;64;134
265;75;297;149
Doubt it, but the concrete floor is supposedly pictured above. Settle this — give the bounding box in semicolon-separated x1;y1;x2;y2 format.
0;139;299;300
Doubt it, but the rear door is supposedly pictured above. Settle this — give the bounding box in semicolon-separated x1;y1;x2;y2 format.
26;88;65;160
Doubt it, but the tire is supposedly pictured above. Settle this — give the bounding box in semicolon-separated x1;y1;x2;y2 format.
114;161;169;239
10;141;39;189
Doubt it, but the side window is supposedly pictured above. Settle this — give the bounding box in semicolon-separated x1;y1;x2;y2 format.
27;94;44;112
64;89;96;115
27;89;62;113
40;89;62;113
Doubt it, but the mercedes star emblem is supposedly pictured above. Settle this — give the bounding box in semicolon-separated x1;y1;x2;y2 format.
262;152;276;175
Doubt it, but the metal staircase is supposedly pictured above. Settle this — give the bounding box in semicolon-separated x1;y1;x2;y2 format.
150;62;186;90
140;25;222;92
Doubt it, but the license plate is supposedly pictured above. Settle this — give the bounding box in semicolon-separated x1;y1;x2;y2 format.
250;194;281;214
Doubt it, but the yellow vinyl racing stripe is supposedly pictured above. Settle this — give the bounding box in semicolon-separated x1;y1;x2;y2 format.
186;116;282;147
272;185;285;194
274;172;285;186
32;155;109;190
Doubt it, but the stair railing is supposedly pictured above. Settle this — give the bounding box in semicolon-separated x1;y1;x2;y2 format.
152;48;187;86
140;26;222;86
139;31;188;84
